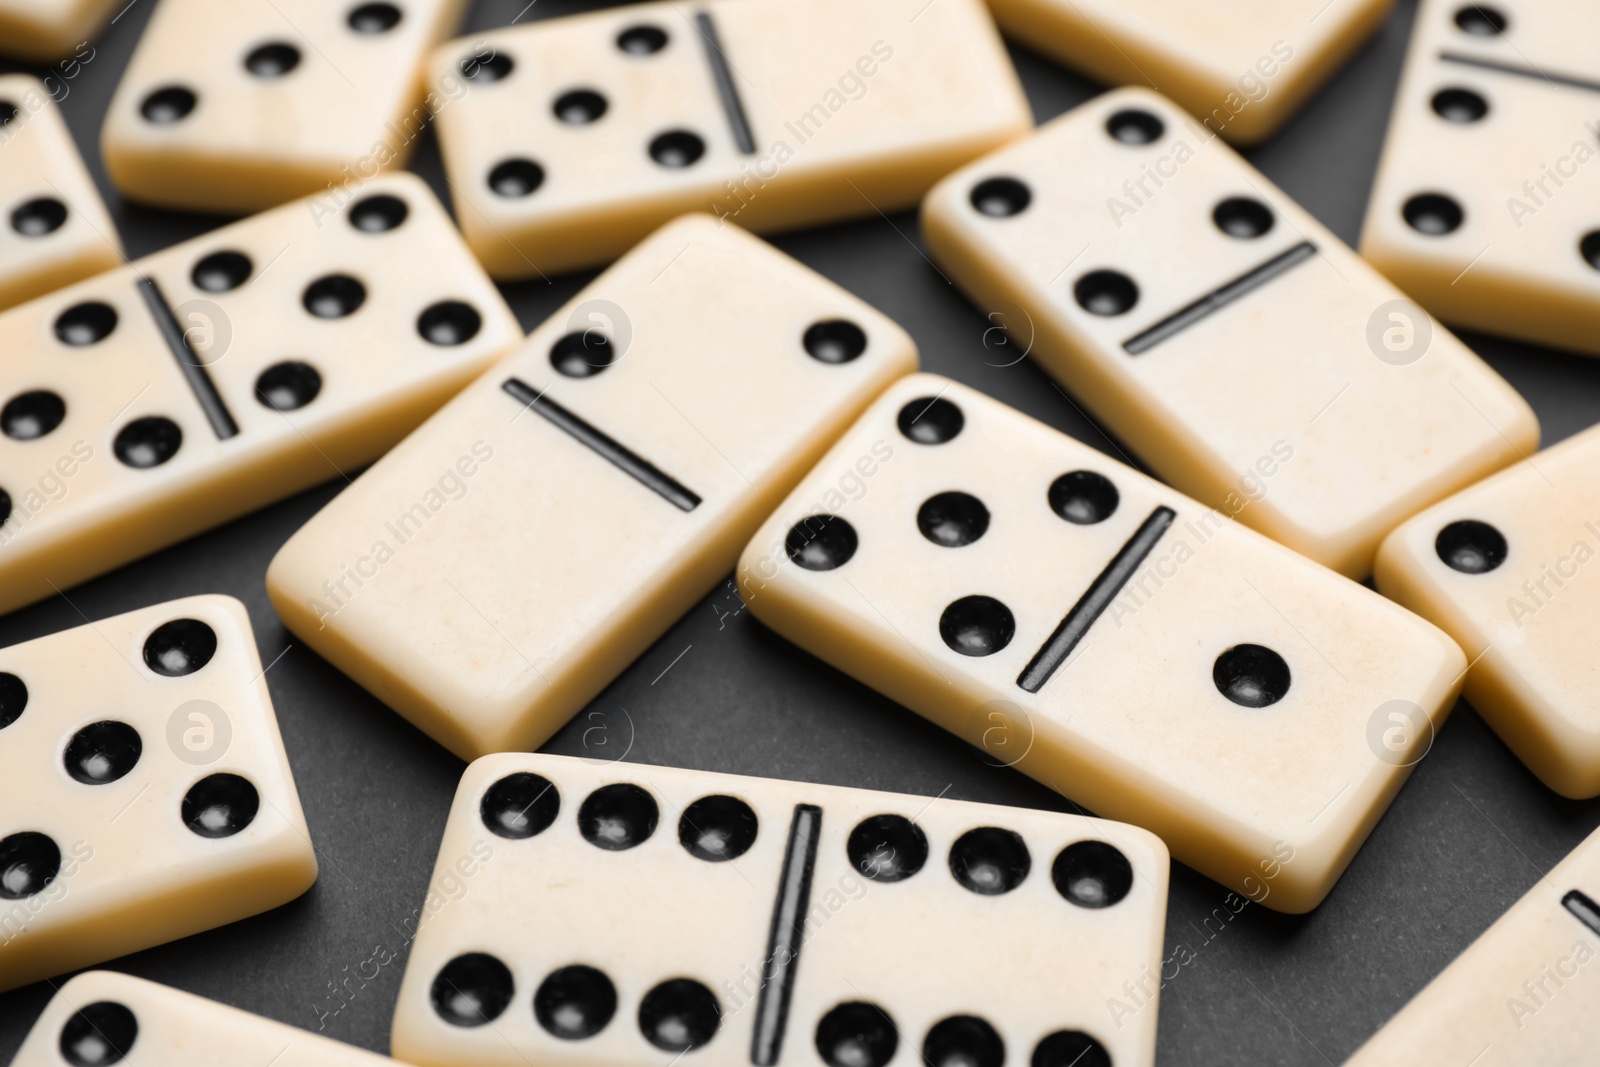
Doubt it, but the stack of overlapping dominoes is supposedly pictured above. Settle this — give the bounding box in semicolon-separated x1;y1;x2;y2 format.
0;0;1597;1064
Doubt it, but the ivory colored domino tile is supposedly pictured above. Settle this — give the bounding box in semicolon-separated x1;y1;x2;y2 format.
0;1;118;62
0;173;519;618
391;753;1169;1067
736;374;1468;913
1375;422;1600;797
921;87;1538;579
0;596;316;994
12;971;403;1065
1345;825;1600;1065
1360;0;1600;355
266;214;916;760
0;75;122;312
101;0;469;214
425;0;1031;278
981;0;1393;144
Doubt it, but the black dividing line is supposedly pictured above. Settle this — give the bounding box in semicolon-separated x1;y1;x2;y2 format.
1122;241;1317;355
1017;506;1176;694
501;378;701;512
695;11;756;154
1440;51;1600;94
1564;889;1600;935
751;803;821;1066
136;276;238;439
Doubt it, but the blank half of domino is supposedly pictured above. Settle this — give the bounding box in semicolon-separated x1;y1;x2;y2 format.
921;87;1538;579
737;374;1468;913
266;214;916;759
0;172;519;617
425;0;1031;277
391;753;1170;1067
1376;421;1600;797
10;971;400;1065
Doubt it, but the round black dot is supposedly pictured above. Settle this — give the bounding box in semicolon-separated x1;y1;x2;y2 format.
480;771;560;839
639;978;720;1052
58;1002;138;1066
939;596;1015;657
1213;197;1275;239
816;1002;898;1067
785;514;858;572
1581;231;1600;272
649;130;704;168
1032;1031;1110;1067
918;491;990;548
1432;87;1489;123
0;673;25;729
113;417;182;469
949;826;1030;895
0;832;59;899
431;952;514;1026
549;329;615;377
1435;519;1508;573
488;158;545;198
923;1016;1005;1067
255;361;322;411
461;52;513;82
554;89;608;125
617;25;669;55
418;301;482;346
0;488;11;526
54;302;118;346
0;100;16;126
803;319;867;364
535;965;617;1040
349;194;409;232
579;783;658;850
1048;471;1119;525
898;397;964;444
245;42;301;78
348;2;401;33
847;814;928;882
302;274;366;318
1052;840;1133;908
2;391;66;440
143;617;217;676
182;773;260;837
11;197;67;237
1106;108;1164;145
1213;644;1291;708
64;721;143;785
1074;270;1139;316
140;86;196;124
1455;5;1508;35
191;250;252;292
969;177;1031;218
679;794;759;862
1402;193;1464;236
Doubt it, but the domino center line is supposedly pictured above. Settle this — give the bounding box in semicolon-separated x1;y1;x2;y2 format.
1439;51;1600;94
1122;241;1318;355
1563;889;1600;935
136;276;240;439
695;11;757;155
751;804;822;1066
501;378;702;511
1016;506;1177;694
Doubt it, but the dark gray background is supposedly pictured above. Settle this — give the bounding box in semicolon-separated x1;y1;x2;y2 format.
4;1;1600;1063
